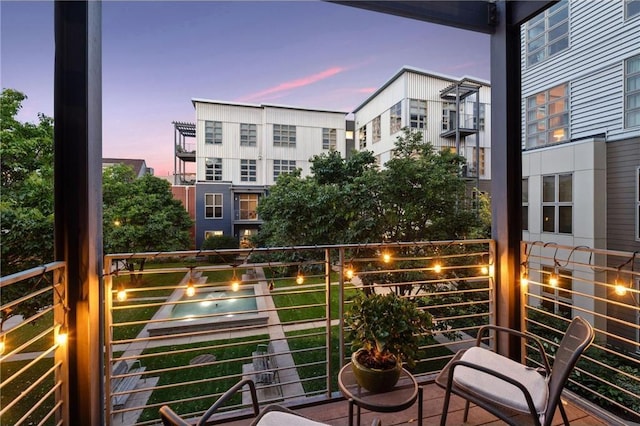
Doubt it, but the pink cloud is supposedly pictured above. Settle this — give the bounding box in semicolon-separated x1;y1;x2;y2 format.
357;87;377;94
237;66;345;103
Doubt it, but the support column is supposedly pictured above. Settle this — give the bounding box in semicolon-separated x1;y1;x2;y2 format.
490;0;523;358
54;1;103;424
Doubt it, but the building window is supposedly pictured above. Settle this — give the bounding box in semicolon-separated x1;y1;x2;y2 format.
410;99;427;130
372;116;381;143
204;193;223;219
240;123;257;146
205;121;222;144
471;147;486;176
625;54;640;129
626;0;640;19
542;174;572;234
241;159;257;182
322;128;337;150
522;178;529;231
273;124;296;147
204;230;224;240
636;167;640;240
526;83;569;148
390;101;402;134
526;0;569;66
541;265;573;318
274;159;296;180
478;104;486;131
358;126;367;149
238;194;259;220
205;158;222;181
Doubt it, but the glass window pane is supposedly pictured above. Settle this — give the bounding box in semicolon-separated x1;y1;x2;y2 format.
627;55;640;73
627;92;640;109
548;22;568;42
627;0;640;19
528;37;545;52
626;111;640;127
543;176;556;202
543;206;555;232
559;174;572;201
549;37;569;56
522;179;529;202
528;22;545;39
558;206;572;233
522;206;529;231
626;74;640;92
548;99;567;115
548;7;568;27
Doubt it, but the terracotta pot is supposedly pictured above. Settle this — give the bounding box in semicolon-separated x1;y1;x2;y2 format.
350;349;402;393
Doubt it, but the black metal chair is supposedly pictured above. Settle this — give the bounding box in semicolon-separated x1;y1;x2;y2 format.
435;316;594;426
159;378;381;426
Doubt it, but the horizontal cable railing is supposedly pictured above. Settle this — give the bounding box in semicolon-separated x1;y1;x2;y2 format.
0;261;68;426
520;241;640;424
103;240;494;425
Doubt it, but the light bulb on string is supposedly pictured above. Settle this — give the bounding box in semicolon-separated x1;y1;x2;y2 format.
0;336;5;355
614;275;627;296
56;324;68;346
549;267;559;287
116;283;127;302
382;251;392;263
185;268;196;297
345;264;355;280
296;267;304;285
433;260;442;274
231;268;240;292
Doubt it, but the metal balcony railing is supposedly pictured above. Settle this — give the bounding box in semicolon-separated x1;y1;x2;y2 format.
2;240;639;425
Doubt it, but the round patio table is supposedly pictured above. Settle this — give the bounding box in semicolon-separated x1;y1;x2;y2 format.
338;362;423;426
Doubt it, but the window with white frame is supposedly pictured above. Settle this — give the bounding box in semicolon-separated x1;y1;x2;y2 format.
626;54;640;129
240;159;256;182
478;103;486;131
372;116;381;143
626;0;640;19
410;99;427;130
390;101;402;134
204;193;223;219
358;126;367;149
273;124;296;147
636;167;640;241
542;173;572;234
273;159;296;180
442;102;455;131
322;128;337;150
205;121;222;144
541;265;573;318
238;194;259;220
526;83;569;148
526;0;569;66
522;178;529;231
205;158;222;181
240;123;257;146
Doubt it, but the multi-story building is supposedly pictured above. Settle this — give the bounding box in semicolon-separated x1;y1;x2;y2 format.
520;0;640;348
181;100;349;248
352;66;492;194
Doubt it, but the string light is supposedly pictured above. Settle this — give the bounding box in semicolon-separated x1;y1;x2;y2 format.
521;268;529;286
116;283;127;302
433;260;442;274
56;324;68;346
185;267;196;297
549;266;559;287
614;276;627;296
0;336;5;355
231;268;240;292
345;264;355;280
382;251;392;263
612;251;637;298
296;267;304;285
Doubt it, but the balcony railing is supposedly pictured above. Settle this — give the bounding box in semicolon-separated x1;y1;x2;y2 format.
2;240;639;425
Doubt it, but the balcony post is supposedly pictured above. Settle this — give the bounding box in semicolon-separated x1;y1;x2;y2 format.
490;0;523;358
54;1;104;424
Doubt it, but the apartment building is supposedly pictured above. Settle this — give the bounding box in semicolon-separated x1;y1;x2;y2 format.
352;66;492;194
182;100;349;248
520;0;640;347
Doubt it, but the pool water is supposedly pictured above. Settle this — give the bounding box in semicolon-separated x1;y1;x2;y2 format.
170;288;258;319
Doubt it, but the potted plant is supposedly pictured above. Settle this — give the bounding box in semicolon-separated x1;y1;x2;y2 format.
344;291;432;393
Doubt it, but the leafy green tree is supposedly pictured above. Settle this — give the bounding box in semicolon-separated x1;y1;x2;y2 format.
257;128;489;247
0;89;55;328
201;235;239;264
103;164;193;280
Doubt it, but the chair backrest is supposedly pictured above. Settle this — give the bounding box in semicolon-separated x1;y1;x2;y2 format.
544;316;595;423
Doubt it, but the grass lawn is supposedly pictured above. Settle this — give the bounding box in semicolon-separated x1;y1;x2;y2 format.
0;358;56;426
272;281;357;323
137;335;268;423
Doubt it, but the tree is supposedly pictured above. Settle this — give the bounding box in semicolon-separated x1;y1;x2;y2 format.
256;128;489;248
103;164;193;281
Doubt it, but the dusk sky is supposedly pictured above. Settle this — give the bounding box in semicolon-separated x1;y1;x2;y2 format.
1;1;490;177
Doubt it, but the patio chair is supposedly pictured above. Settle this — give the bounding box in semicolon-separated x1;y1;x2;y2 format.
435;316;594;426
159;378;381;426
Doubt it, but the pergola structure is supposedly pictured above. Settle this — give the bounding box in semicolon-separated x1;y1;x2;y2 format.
53;1;555;423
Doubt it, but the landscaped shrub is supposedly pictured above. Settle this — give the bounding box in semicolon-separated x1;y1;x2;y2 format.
201;235;239;264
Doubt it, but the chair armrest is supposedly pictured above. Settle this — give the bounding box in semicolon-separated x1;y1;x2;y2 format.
197;379;259;426
475;325;551;374
159;405;192;426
